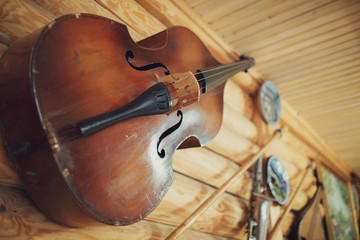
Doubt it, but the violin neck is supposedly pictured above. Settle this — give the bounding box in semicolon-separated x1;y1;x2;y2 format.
197;57;254;93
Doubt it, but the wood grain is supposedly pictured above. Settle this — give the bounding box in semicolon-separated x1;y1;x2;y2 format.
224;80;254;119
222;105;257;141
0;0;55;45
173;148;252;200
147;173;248;239
0;185;234;240
30;0;144;41
206;125;260;164
281;100;351;181
94;0;166;40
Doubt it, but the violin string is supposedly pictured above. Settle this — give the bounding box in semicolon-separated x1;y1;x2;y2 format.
168;61;251;103
165;60;251;86
168;61;250;94
169;62;250;103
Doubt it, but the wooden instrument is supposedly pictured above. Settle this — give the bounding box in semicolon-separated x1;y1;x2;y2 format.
290;167;326;240
0;14;253;227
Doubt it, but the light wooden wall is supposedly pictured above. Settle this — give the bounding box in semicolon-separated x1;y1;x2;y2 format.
0;0;354;239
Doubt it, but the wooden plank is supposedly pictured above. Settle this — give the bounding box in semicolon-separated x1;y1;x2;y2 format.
284;72;360;104
259;29;360;76
210;0;294;32
0;185;234;240
201;0;257;24
173;148;252;200
93;0;166;40
31;0;121;19
287;81;360;111
223;104;257;141
186;0;208;8
0;0;151;45
147;173;248;239
251;106;275;147
270;47;360;82
266;140;310;171
230;0;358;50
252;18;360;65
224;80;254;119
281;100;351;181
265;38;360;80
173;139;314;208
206;124;260;164
224;0;333;43
280;63;360;98
31;0;145;41
0;0;56;45
281;131;319;160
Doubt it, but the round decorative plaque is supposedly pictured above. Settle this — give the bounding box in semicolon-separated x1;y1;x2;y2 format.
258;80;281;125
265;156;290;206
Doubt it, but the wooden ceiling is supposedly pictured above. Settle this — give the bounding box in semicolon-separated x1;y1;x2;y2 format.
186;0;360;174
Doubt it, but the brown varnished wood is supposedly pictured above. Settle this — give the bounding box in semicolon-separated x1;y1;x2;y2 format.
0;14;224;226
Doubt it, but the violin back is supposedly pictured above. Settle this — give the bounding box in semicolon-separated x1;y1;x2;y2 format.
290;186;326;239
0;14;224;226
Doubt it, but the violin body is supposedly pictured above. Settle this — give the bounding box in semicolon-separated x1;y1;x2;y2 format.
290;178;326;239
0;14;225;226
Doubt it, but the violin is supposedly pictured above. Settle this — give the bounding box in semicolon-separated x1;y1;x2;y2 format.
290;167;326;240
0;14;253;227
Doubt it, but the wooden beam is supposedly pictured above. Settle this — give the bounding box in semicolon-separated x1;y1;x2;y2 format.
93;0;166;40
147;173;248;239
206;125;260;164
0;185;234;240
32;0;147;41
224;80;254;119
173;148;252;199
281;100;351;180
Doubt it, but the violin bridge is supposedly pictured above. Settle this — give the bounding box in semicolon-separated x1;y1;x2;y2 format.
156;72;200;112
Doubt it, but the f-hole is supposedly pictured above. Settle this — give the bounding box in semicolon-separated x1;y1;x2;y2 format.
157;110;183;158
125;50;179;158
126;50;170;75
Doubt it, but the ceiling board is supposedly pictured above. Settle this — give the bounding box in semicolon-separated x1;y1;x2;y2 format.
186;0;360;174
